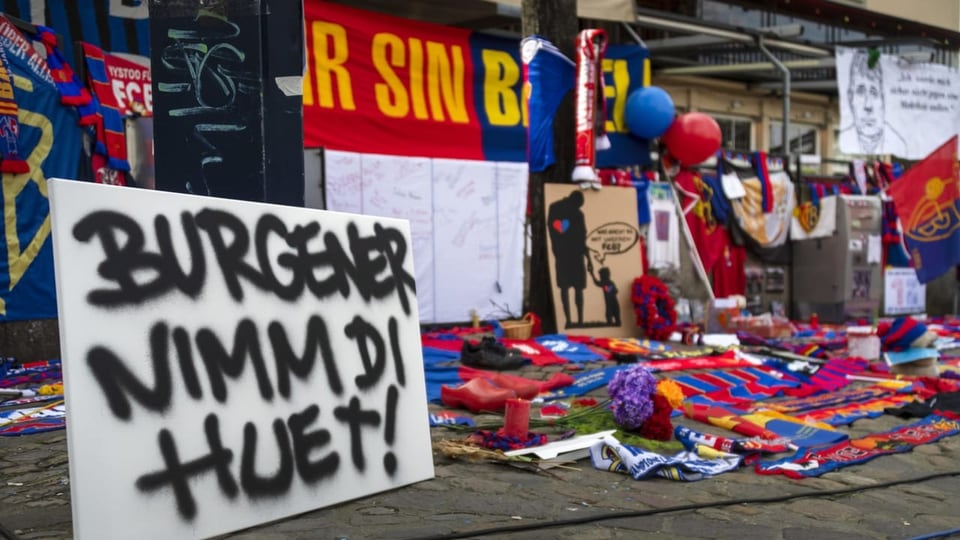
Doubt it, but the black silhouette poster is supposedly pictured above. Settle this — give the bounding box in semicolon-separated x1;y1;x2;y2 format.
545;184;643;337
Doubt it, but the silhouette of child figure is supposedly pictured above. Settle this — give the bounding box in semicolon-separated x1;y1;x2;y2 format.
592;266;620;326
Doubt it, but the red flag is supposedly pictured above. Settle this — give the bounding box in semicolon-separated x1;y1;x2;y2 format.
886;136;960;283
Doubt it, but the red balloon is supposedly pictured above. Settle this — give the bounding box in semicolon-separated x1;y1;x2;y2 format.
663;112;722;166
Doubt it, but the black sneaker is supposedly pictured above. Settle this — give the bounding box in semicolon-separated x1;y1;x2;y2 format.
460;337;525;370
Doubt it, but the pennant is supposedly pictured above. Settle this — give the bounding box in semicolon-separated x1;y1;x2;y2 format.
886;135;960;283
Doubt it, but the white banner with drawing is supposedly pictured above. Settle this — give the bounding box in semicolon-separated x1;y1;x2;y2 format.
48;180;434;540
836;46;960;159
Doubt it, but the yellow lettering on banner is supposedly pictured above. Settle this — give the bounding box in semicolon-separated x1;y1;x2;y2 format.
372;33;409;118
426;42;468;123
408;38;428;119
481;49;522;127
603;58;630;133
310;21;355;110
0;69;13;101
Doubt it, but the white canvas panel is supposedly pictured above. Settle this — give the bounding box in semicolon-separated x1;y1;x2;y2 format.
49;180;434;540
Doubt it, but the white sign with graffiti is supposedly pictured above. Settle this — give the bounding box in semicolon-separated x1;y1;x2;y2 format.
49;180;434;540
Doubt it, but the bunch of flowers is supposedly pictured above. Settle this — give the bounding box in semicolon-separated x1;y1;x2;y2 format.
607;365;681;441
631;275;677;341
656;379;685;409
607;364;657;430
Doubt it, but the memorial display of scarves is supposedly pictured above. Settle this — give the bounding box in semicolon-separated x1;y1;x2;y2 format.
796;393;917;426
670;367;801;401
763;356;869;397
0;44;28;173
0;402;66;436
80;43;130;186
755;415;960;479
756;384;901;414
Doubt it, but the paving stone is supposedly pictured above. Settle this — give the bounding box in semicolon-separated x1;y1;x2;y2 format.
669;514;780;539
782;526;878;540
784;498;862;521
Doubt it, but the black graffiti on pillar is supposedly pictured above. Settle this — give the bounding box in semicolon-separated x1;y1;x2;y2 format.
151;1;265;200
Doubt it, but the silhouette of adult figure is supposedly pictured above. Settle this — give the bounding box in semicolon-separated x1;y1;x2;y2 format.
840;49;908;157
547;190;589;327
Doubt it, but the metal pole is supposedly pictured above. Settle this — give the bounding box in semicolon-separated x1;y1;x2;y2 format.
757;37;791;157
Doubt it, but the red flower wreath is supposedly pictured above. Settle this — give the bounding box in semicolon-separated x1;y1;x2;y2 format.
631;275;677;342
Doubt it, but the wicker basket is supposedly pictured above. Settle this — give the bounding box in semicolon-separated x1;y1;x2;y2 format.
501;313;535;339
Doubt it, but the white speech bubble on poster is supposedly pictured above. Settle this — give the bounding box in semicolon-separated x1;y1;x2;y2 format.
48;179;434;540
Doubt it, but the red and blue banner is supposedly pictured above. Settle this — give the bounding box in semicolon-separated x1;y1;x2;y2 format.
0;15;82;321
887;136;960;284
303;0;650;166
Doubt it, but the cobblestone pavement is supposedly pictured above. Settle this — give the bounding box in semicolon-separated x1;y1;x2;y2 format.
3;361;960;539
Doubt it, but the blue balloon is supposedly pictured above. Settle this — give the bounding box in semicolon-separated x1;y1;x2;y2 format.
624;86;675;139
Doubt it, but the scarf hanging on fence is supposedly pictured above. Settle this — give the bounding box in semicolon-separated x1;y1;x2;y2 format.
81;43;130;185
33;26;96;125
0;45;28;173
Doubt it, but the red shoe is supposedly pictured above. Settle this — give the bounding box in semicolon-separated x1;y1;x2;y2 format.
459;367;541;399
441;378;517;412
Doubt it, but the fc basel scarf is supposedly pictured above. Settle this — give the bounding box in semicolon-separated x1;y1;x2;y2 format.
0;44;28;173
80;43;130;185
755;415;960;479
591;434;742;481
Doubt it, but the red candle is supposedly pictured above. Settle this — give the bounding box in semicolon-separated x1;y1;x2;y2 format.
503;398;531;439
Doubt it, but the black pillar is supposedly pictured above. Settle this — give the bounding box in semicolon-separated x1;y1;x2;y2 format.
521;0;578;334
149;0;304;206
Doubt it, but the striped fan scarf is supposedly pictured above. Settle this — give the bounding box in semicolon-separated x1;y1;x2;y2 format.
81;43;130;184
33;26;97;125
753;151;775;213
0;44;28;173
